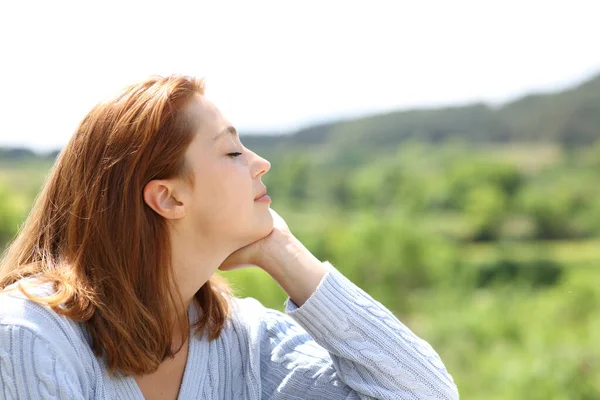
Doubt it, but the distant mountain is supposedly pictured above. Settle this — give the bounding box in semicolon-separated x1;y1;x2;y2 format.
240;72;600;153
0;147;38;160
498;73;600;144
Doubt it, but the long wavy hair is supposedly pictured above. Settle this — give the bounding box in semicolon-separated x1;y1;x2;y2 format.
0;75;232;375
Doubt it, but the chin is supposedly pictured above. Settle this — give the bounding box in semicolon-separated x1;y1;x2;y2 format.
247;210;273;239
234;214;272;247
258;211;275;235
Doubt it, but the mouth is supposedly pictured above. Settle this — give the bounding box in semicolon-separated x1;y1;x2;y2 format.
254;189;268;201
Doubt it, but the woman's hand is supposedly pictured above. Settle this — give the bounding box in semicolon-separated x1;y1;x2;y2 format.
218;208;331;306
217;208;292;272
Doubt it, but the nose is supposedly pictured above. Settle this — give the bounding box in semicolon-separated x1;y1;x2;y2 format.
251;151;271;179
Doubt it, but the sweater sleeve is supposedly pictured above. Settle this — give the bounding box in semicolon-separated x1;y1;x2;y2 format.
259;262;459;400
0;324;87;400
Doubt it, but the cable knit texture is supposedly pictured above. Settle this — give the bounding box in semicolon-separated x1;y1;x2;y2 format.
0;262;459;399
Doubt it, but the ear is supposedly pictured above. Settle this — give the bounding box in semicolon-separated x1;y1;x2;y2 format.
143;179;186;220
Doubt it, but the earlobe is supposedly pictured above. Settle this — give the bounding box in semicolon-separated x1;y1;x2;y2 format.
143;180;185;220
172;205;185;219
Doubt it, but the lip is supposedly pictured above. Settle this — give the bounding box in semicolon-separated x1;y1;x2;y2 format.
255;194;271;203
254;188;268;201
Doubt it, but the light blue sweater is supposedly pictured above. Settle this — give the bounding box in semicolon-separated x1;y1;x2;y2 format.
0;263;458;399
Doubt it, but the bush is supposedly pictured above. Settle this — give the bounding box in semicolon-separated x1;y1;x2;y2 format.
0;182;27;248
476;259;563;288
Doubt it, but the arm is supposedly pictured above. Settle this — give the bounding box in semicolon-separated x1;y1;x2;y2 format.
259;262;459;400
0;324;88;400
220;209;458;399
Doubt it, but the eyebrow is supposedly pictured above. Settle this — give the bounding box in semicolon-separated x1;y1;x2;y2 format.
213;126;238;140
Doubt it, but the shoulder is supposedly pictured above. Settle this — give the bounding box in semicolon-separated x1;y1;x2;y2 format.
230;296;267;321
228;296;311;346
228;296;268;337
229;296;291;327
0;280;93;365
0;280;96;398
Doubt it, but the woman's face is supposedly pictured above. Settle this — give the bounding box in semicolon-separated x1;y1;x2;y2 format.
180;94;273;250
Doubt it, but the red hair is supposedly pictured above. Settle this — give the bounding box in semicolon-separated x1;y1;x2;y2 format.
0;75;232;375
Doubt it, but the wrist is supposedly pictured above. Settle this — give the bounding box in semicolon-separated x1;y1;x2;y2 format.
256;234;330;306
256;233;309;275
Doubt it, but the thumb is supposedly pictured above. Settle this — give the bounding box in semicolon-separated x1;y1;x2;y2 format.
218;246;258;271
218;260;255;272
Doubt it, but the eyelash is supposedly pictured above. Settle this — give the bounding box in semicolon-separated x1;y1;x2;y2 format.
227;152;242;158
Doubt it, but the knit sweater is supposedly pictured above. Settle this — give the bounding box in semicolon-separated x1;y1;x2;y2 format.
0;262;458;399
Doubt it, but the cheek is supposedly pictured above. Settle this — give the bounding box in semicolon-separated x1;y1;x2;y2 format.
196;162;253;216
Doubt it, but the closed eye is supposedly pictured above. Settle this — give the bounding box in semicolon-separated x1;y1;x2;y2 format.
227;152;242;157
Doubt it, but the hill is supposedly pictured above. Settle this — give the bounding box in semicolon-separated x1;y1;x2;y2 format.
241;72;600;157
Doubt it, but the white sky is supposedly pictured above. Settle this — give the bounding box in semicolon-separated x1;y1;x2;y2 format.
1;0;599;151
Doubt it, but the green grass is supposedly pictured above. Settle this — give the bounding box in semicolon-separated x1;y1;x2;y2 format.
0;158;54;199
463;239;600;267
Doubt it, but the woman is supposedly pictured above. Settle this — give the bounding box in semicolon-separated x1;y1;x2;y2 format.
0;75;458;399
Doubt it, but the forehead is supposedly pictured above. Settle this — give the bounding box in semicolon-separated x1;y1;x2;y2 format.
183;94;228;140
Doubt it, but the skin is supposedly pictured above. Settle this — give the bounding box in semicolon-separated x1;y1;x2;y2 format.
139;94;329;399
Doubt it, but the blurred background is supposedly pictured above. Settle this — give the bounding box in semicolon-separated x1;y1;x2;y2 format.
1;1;599;398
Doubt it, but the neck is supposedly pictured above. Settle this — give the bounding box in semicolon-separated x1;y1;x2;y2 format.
168;226;233;310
